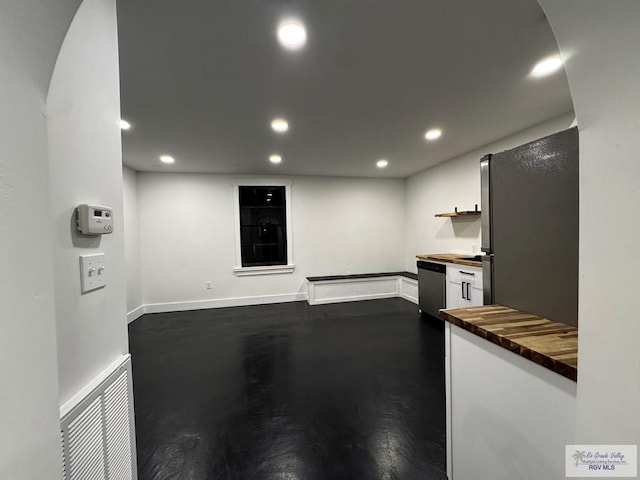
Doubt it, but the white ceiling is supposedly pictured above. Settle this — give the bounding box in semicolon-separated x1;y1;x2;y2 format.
117;0;574;178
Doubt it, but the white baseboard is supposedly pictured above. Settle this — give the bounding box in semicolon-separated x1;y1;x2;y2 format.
127;306;145;324
127;280;416;321
142;292;308;315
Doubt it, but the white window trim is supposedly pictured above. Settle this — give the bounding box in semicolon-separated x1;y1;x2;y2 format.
231;177;294;276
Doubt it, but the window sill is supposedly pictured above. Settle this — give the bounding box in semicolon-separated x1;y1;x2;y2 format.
233;264;295;277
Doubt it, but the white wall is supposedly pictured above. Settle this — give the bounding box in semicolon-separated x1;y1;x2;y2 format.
47;0;129;406
404;113;574;272
138;173;405;308
135;115;579;309
538;0;640;446
0;1;80;478
123;166;142;318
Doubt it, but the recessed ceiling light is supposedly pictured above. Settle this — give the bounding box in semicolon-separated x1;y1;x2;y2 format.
159;155;175;164
271;118;289;133
376;159;389;168
277;21;307;50
269;154;282;164
425;128;443;141
531;55;563;77
120;119;131;130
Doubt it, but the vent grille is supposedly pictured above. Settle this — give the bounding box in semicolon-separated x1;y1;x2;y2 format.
104;372;133;480
67;397;106;479
60;358;137;480
61;431;67;480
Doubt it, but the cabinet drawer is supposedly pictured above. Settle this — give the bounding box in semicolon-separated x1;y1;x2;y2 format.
446;265;481;287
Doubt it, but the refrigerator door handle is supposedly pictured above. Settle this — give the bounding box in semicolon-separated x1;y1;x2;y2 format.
480;155;492;253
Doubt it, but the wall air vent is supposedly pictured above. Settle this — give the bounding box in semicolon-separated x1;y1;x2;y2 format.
60;357;137;480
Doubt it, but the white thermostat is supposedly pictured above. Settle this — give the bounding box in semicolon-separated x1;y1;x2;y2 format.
76;204;113;235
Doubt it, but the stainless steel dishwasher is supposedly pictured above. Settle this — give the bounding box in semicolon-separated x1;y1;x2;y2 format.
417;261;446;318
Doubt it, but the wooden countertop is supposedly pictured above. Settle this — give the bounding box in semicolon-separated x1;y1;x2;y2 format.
416;253;482;267
440;305;578;381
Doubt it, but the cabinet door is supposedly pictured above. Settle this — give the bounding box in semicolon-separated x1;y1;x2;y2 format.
466;265;484;307
460;269;482;307
446;276;464;309
467;283;484;307
447;264;483;308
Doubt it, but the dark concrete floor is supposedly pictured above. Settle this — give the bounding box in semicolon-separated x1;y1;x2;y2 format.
129;298;446;480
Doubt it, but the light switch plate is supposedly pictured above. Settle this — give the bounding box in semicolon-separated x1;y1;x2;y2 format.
80;253;106;293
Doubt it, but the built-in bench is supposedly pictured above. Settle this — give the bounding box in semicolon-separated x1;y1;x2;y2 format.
306;271;418;306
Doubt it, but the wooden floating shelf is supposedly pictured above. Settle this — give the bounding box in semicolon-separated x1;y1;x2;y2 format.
435;205;481;218
435;210;481;218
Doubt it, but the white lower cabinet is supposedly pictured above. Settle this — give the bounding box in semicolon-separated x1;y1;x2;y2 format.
444;323;577;480
446;264;482;309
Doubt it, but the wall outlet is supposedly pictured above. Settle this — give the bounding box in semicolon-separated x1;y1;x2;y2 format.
205;281;212;290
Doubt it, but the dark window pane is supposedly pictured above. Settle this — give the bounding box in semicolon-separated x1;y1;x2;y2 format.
239;186;257;206
239;186;287;267
263;187;284;206
240;225;260;245
241;245;257;265
240;207;258;225
256;208;284;222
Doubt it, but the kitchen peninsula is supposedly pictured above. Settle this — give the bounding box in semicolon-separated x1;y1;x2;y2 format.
440;304;578;480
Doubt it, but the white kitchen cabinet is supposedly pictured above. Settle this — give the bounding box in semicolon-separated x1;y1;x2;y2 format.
446;264;482;309
445;323;576;480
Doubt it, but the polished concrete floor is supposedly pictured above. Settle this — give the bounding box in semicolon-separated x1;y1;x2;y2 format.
129;298;446;480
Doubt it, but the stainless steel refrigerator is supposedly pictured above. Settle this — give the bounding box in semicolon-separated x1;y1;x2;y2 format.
480;127;579;327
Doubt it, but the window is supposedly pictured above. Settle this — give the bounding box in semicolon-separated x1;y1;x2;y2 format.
239;186;287;266
232;179;294;276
